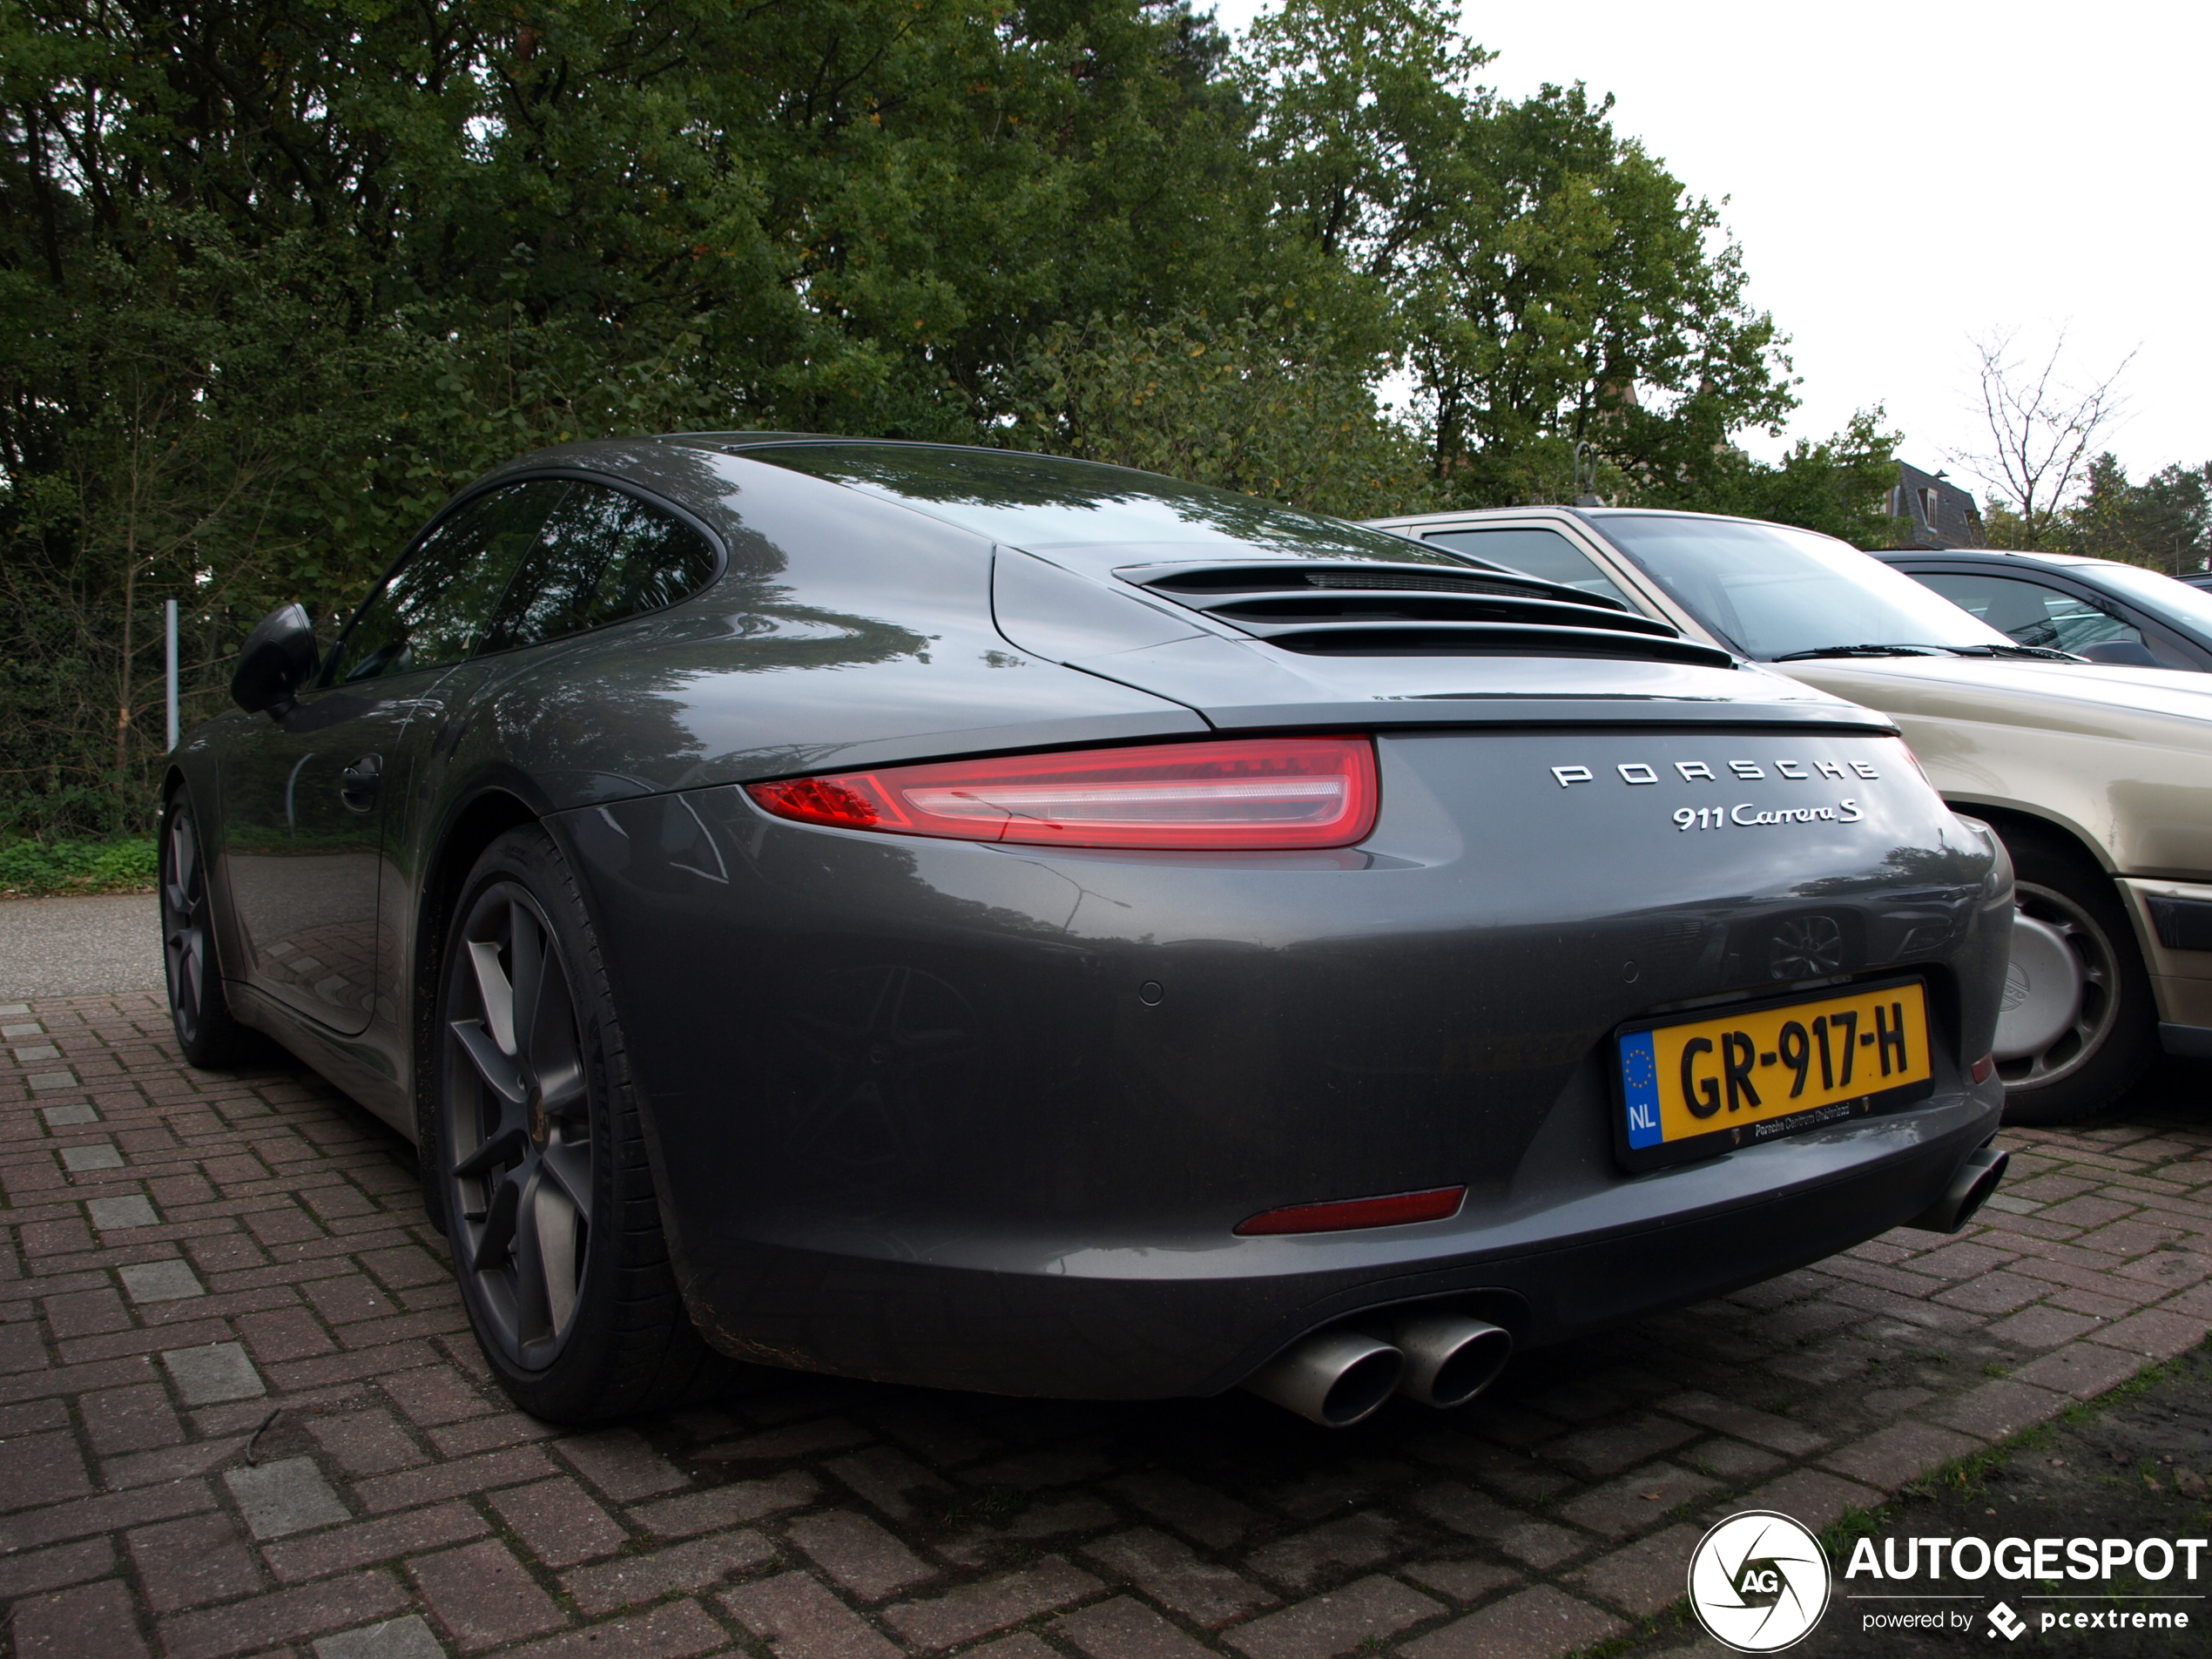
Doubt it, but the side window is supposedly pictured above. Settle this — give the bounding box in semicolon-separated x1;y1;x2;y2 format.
478;483;718;654
1913;571;2145;655
1421;527;1635;606
325;482;568;684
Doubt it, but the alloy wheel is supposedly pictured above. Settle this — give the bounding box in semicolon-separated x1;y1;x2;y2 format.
1995;880;2121;1092
443;882;595;1371
161;806;214;1046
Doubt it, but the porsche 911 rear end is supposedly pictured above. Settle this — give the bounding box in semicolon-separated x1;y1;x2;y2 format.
529;439;2012;1423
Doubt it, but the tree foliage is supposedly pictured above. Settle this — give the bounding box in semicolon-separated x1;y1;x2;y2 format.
2;0;1844;833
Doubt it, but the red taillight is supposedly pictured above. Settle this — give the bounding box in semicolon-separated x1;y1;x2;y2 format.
745;736;1379;851
1236;1186;1466;1237
1971;1053;1996;1084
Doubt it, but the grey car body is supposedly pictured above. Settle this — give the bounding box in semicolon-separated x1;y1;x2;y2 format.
164;436;2010;1412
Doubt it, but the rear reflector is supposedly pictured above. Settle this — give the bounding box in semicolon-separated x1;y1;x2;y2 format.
1236;1186;1466;1237
746;736;1379;851
1970;1053;1996;1084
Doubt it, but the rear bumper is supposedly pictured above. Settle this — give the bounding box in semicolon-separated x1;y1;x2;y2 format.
556;726;2009;1400
671;1076;2005;1399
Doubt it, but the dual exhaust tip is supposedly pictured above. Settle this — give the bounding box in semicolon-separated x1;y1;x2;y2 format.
1906;1145;2009;1234
1241;1312;1513;1427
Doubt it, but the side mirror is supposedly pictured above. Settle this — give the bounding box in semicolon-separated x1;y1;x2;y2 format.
231;603;320;718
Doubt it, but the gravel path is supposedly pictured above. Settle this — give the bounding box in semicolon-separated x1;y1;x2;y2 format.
0;891;164;999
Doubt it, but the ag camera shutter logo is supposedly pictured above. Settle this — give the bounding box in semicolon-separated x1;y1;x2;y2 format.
1688;1511;1831;1651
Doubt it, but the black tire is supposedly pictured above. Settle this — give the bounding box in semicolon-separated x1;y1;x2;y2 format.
433;825;732;1422
1993;830;2158;1126
160;789;247;1069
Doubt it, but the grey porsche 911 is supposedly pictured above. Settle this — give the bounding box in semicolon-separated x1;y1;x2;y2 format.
165;436;2013;1427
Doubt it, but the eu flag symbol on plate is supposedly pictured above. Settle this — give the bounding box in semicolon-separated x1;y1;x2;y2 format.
1619;1030;1662;1148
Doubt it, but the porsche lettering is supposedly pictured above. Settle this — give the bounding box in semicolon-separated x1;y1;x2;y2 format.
1551;759;1880;787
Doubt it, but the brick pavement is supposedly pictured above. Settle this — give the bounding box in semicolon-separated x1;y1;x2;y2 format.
4;989;2210;1659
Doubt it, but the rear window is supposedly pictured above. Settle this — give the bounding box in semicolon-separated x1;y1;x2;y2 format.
747;443;1449;563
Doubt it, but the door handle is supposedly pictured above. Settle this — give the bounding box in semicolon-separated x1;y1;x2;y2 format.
339;754;383;813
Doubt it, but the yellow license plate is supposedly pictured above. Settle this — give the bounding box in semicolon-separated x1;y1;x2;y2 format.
1616;979;1932;1165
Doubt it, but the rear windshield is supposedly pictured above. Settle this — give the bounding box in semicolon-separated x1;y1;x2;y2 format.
747;443;1453;563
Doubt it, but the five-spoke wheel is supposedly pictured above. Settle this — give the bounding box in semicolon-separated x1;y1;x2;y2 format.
434;826;732;1421
442;880;596;1372
160;792;243;1068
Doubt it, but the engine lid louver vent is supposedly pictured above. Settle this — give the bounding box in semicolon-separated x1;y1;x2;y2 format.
1116;562;1737;670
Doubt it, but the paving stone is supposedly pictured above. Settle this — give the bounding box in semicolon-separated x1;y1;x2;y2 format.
1399;1559;1521;1605
1656;1391;1828;1455
0;1427;93;1510
59;1142;124;1171
628;1469;818;1537
1924;1379;2072;1442
226;1454;352;1538
1056;1595;1218;1659
1738;1468;1883;1533
1106;1469;1262;1548
118;1258;205;1301
557;1425;690;1501
1223;1573;1444;1659
1408;1484;1588;1570
2010;1340;2153;1399
307;1406;428;1476
162;1339;266;1404
1555;1462;1723;1538
491;1476;629;1567
1244;1510;1405;1591
1082;1526;1280;1626
411;1539;567;1649
1545;1412;1703;1478
129;1510;266;1611
0;1536;116;1602
262;1501;490;1584
882;1554;1103;1649
563;1527;775;1615
7;1576;152;1659
498;1600;732;1659
86;1192;158;1229
2083;1306;2212;1359
786;1507;937;1599
159;1571;414;1659
1399;1584;1625;1659
1819;1422;1983;1490
725;1570;906;1659
314;1615;448;1659
1565;1522;1703;1616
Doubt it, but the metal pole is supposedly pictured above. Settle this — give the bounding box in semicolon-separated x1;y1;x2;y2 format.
165;599;179;752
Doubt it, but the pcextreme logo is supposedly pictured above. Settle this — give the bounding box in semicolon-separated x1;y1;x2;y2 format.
1688;1511;1832;1652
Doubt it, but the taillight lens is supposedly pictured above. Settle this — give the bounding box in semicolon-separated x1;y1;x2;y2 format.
746;735;1379;850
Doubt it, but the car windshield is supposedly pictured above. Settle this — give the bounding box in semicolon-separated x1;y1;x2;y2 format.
1595;516;2013;660
2076;561;2212;637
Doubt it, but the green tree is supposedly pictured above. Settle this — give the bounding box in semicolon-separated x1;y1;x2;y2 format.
1233;0;1796;506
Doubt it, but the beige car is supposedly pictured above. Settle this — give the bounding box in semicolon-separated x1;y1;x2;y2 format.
1367;505;2212;1123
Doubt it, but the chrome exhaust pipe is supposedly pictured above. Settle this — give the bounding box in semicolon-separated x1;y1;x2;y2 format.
1905;1147;2009;1234
1393;1313;1513;1408
1242;1330;1405;1426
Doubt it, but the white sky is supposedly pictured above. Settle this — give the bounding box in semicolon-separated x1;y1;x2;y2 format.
1209;0;2209;499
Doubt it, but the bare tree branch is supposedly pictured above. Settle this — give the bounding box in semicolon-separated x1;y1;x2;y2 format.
1949;326;2134;549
